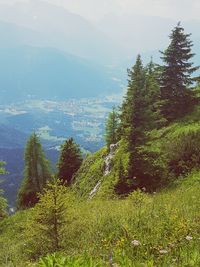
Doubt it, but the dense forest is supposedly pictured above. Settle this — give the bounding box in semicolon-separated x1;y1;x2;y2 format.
0;23;200;267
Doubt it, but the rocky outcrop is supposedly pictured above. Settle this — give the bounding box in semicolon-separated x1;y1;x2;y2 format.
89;143;118;199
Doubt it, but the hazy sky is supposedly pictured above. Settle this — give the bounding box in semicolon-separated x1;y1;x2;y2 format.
1;0;200;21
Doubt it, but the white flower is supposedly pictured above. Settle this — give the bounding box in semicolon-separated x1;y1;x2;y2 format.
159;249;168;254
131;240;141;246
185;235;193;241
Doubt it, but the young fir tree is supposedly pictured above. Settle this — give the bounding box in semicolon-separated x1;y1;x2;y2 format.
105;107;120;150
17;133;51;209
0;162;7;219
24;179;70;257
57;138;82;185
160;22;199;121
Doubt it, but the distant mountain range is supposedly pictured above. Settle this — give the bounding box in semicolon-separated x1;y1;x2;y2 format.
0;0;122;63
0;1;199;104
0;1;200;62
0;45;121;103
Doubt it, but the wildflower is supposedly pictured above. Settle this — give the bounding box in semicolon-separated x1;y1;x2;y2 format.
185;235;193;241
109;253;113;265
159;249;168;254
168;242;175;248
131;240;141;246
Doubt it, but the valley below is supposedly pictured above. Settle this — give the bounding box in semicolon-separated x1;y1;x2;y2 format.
0;95;122;207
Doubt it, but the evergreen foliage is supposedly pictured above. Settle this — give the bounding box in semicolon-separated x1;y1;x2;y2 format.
144;60;165;128
0;162;6;176
0;162;7;219
121;55;146;187
120;56;163;190
57;138;82;185
73;24;200;195
120;55;146;139
24;179;70;257
105;107;120;150
114;158;129;195
17;133;51;209
160;22;199;121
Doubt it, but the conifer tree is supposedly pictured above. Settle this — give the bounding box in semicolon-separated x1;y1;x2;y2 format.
0;162;7;219
120;56;163;189
120;55;147;183
24;179;73;256
17;133;51;209
114;158;129;195
120;55;146;140
105;107;120;150
57;138;82;185
160;22;199;121
144;60;164;129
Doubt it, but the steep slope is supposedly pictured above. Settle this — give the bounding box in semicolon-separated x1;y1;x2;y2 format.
1;169;199;266
74;105;200;198
73;140;129;198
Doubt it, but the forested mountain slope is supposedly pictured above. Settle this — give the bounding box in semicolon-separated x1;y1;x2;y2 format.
73;105;200;198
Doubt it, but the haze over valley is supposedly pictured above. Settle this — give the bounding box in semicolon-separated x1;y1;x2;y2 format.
0;0;200;207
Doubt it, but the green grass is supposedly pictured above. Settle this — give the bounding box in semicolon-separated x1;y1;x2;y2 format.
0;172;199;266
73;140;129;199
1;106;200;266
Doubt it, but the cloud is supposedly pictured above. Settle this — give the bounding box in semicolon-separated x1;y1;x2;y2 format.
48;0;200;21
1;0;199;21
115;0;200;20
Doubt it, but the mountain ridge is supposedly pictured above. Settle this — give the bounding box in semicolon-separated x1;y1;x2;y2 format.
0;45;121;104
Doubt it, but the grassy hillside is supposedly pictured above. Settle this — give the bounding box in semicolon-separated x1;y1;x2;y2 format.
1;105;200;266
0;171;199;266
73;141;129;198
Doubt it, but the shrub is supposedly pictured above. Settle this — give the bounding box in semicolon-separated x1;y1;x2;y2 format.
166;131;200;176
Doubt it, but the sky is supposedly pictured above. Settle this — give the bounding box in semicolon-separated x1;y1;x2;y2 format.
0;0;200;21
55;0;200;21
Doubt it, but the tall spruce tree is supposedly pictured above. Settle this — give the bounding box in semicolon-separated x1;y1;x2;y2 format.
105;107;120;150
120;55;146;138
120;56;163;190
57;138;82;185
160;22;199;121
120;55;147;185
17;133;51;209
144;60;164;129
